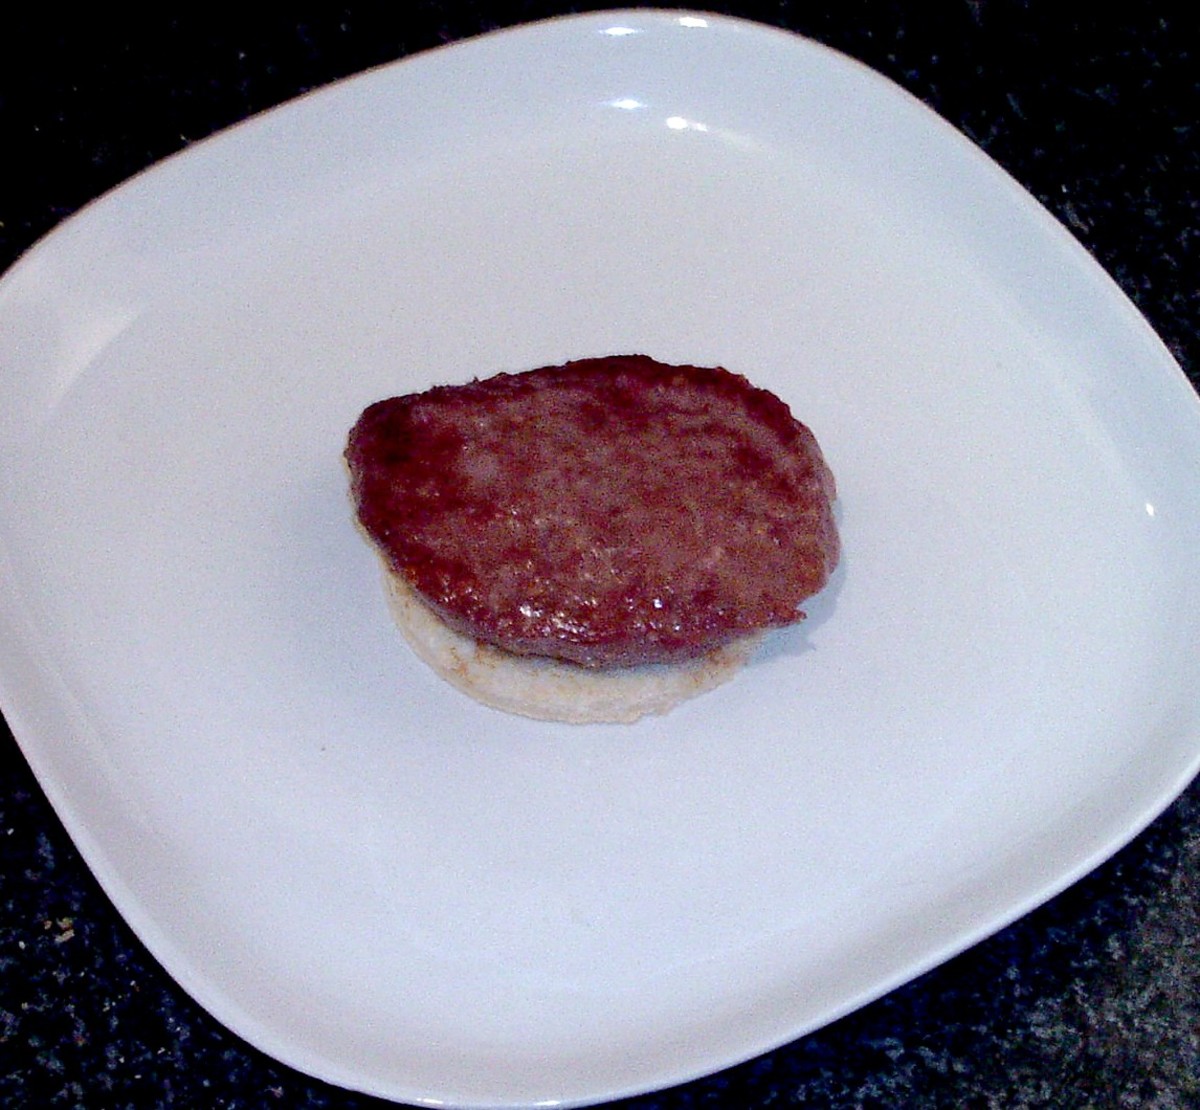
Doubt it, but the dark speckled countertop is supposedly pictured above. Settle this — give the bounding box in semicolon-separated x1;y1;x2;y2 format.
2;5;1198;1107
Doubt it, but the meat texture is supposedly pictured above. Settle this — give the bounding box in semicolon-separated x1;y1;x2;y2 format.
345;354;839;667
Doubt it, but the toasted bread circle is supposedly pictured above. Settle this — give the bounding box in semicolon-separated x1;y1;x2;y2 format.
383;571;763;724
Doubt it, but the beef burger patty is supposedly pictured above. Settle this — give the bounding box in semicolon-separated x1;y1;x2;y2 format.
345;355;839;670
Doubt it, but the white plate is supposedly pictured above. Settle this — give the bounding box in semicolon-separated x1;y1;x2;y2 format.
2;10;1199;1108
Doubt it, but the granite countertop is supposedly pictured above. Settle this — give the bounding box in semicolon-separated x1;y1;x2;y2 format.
2;5;1198;1107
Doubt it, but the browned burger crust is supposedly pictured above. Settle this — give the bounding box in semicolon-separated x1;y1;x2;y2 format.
345;355;839;668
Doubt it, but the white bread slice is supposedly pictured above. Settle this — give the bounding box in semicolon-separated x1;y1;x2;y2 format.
382;571;762;724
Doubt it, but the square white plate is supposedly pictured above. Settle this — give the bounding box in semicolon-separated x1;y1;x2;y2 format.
2;10;1199;1108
